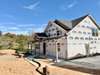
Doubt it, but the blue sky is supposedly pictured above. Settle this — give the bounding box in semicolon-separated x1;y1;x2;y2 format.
0;0;100;34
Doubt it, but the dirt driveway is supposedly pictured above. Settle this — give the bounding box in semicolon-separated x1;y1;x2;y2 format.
0;49;40;75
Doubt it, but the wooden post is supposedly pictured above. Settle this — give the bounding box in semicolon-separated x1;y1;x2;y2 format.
43;66;49;75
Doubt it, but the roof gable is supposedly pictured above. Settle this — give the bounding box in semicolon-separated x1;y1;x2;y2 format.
53;14;100;31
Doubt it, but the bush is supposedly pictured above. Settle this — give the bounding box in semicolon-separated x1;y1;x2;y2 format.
0;45;3;50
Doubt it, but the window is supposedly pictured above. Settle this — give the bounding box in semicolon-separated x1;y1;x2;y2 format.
69;36;73;39
91;41;93;43
82;26;85;28
83;32;86;34
94;38;97;40
49;24;52;27
85;37;88;40
52;40;54;42
57;31;60;36
80;37;84;40
56;27;58;30
49;30;51;32
49;43;51;45
73;31;76;33
62;43;64;45
92;29;98;36
98;38;100;40
89;37;93;40
54;33;56;36
57;30;62;36
75;37;79;40
52;28;55;31
88;32;91;34
79;31;82;34
57;43;60;51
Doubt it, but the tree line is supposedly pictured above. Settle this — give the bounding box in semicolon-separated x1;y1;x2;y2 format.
0;31;32;53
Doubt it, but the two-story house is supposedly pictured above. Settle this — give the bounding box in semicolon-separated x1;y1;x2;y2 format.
33;14;100;59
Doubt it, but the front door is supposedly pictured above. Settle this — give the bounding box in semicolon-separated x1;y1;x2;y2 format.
43;43;46;55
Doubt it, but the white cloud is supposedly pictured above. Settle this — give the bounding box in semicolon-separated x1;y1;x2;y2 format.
8;27;19;30
67;2;77;8
0;23;46;35
23;1;40;10
1;14;16;20
60;1;77;10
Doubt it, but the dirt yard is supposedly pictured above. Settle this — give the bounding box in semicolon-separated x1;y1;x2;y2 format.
0;49;40;75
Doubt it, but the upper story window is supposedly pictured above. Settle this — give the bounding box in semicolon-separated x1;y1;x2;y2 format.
75;37;79;40
89;37;93;40
98;38;100;40
92;28;98;36
49;24;52;27
49;29;51;32
88;32;91;34
52;28;55;31
83;32;86;34
57;30;62;36
57;31;60;36
78;31;82;34
94;38;97;40
72;31;76;33
54;33;56;36
80;37;84;40
82;26;85;28
69;36;73;40
85;37;88;40
56;28;58;30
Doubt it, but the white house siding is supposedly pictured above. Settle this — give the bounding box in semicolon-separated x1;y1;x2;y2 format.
44;37;67;59
67;16;100;58
46;39;56;57
43;21;68;58
56;37;67;59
